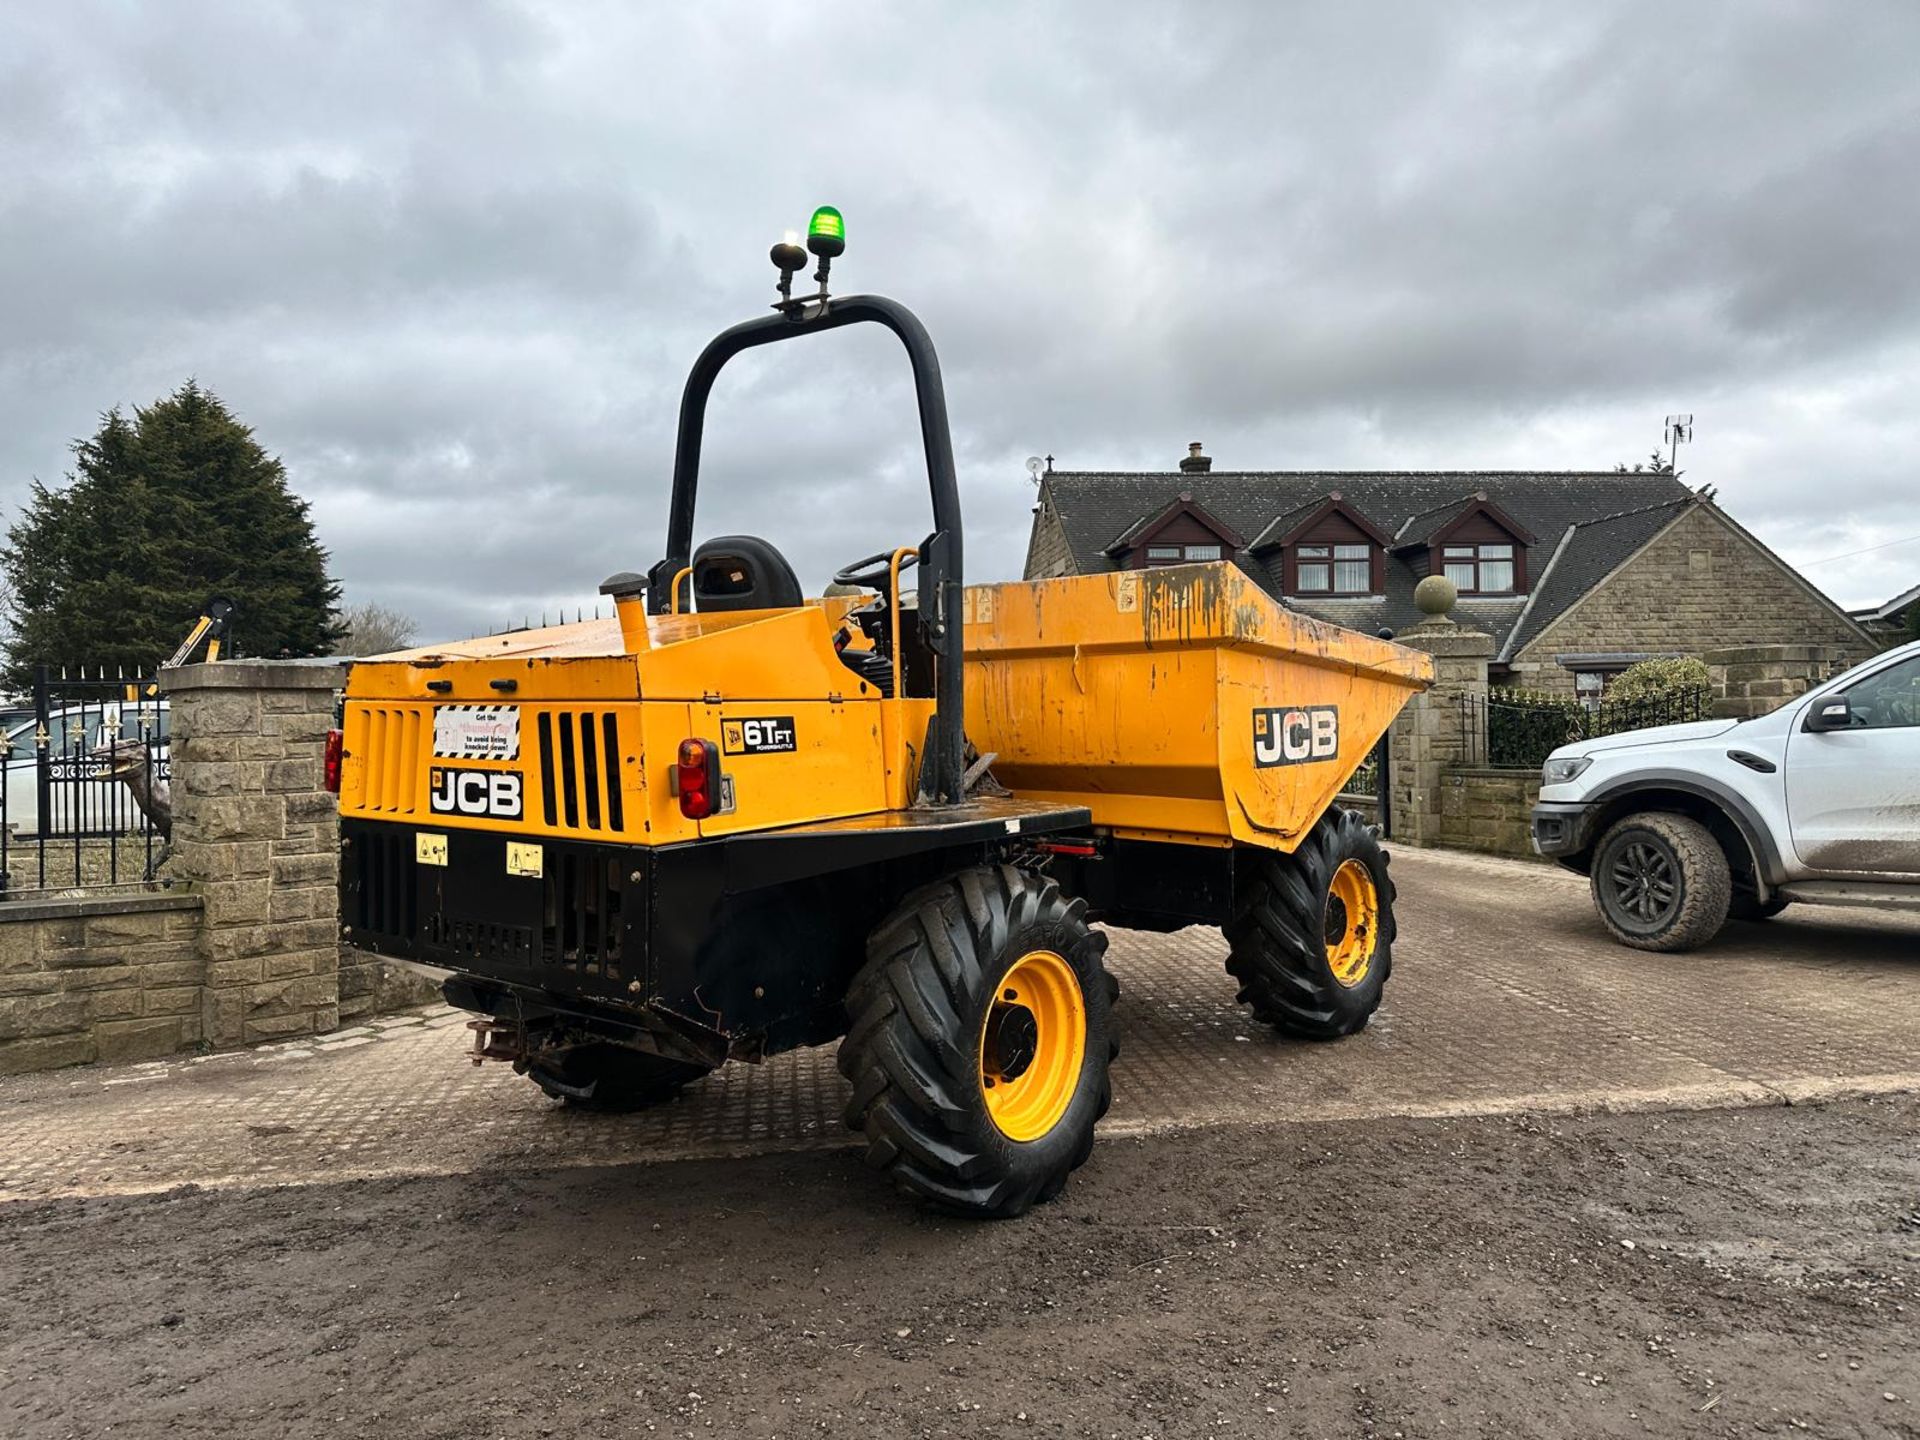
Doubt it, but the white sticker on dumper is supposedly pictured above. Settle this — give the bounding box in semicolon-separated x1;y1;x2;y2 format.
432;704;520;761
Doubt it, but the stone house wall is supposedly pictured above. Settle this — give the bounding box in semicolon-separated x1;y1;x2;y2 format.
1022;488;1076;580
1506;504;1874;694
1705;644;1848;719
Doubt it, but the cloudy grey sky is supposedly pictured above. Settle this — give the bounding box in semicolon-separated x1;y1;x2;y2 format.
4;1;1917;641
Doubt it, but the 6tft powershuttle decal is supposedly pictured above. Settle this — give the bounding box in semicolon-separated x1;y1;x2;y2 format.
333;210;1433;1217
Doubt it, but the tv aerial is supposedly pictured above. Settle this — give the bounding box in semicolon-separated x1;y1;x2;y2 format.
1664;413;1693;470
1025;456;1045;484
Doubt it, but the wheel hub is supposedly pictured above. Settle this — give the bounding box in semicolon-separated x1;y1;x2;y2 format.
1324;894;1351;947
1610;840;1678;923
978;949;1088;1142
984;1001;1039;1083
1322;858;1379;988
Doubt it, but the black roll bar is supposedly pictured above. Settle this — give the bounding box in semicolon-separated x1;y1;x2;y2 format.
646;295;966;807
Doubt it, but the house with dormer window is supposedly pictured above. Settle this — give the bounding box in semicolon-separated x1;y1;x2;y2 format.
1022;445;1875;694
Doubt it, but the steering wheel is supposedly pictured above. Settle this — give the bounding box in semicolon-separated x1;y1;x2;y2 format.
833;548;920;595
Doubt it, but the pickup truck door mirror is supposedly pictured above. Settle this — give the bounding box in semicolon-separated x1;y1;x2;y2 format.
1803;695;1853;732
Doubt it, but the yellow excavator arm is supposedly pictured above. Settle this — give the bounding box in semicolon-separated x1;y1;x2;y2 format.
164;596;235;669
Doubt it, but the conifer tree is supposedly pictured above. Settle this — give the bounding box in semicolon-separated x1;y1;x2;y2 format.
3;382;342;682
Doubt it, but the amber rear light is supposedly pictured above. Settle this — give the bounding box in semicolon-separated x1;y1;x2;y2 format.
323;728;344;794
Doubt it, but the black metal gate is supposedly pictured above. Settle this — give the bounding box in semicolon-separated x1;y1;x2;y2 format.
1;665;168;895
1339;735;1391;838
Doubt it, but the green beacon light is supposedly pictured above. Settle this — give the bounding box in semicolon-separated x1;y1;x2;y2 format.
807;205;845;259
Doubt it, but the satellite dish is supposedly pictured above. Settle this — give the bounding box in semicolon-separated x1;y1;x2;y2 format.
1025;455;1045;482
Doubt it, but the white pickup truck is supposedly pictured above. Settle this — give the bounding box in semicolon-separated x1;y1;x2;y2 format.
1532;639;1920;950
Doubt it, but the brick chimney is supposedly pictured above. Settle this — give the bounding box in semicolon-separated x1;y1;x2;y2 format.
1179;441;1211;474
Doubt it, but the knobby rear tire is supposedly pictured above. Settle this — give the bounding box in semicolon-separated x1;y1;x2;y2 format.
1223;809;1395;1039
838;864;1117;1219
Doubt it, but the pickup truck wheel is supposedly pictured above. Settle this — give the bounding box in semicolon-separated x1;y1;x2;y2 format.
527;1043;714;1111
1224;809;1394;1039
1591;812;1731;952
838;864;1116;1219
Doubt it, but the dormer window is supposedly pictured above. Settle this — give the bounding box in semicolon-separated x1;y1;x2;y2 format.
1396;493;1537;596
1441;542;1517;594
1248;493;1391;599
1144;542;1222;564
1106;494;1246;571
1296;543;1372;595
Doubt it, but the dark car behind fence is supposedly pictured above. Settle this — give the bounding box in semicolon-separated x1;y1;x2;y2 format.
1462;686;1714;771
1;665;169;895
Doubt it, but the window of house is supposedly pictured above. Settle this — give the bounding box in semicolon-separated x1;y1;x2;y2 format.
1296;543;1372;595
1143;541;1224;566
1441;542;1516;594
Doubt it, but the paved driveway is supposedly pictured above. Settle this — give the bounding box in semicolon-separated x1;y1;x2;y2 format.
2;845;1917;1203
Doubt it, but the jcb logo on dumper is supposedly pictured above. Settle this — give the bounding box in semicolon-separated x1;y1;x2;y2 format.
429;767;524;819
1253;706;1339;768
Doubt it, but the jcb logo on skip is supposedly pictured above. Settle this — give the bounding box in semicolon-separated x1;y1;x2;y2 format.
1252;706;1339;768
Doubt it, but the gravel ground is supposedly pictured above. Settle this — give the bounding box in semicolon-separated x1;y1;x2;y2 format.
8;845;1920;1205
4;1095;1916;1439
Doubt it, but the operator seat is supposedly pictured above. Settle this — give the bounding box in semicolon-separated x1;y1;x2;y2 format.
690;535;804;612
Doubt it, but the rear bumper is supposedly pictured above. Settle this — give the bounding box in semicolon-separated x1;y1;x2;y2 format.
1529;800;1598;861
339;800;1095;1061
340;820;641;998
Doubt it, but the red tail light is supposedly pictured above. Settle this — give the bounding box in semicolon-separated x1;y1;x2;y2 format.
323;728;344;794
674;738;720;820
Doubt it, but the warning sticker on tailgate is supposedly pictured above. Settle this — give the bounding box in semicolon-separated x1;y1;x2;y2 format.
433;704;519;761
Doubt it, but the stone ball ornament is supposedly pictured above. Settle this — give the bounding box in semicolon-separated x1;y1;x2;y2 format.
1413;574;1458;617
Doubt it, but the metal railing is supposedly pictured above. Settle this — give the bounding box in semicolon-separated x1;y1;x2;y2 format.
1;665;170;896
1341;748;1380;797
1461;686;1714;771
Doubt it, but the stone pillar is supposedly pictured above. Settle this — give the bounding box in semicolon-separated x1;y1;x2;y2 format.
163;661;347;1047
1704;644;1838;720
1387;605;1496;848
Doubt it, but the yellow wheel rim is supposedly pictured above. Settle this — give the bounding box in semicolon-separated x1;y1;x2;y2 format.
979;949;1087;1142
1324;859;1379;988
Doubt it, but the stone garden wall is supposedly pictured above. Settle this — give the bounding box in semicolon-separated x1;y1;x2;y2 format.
0;660;435;1077
0;894;204;1073
1386;623;1845;862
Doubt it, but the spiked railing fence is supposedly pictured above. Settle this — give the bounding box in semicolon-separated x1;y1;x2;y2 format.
1459;686;1714;771
1;665;169;896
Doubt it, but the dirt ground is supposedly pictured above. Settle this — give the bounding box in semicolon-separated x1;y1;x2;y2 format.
4;1095;1916;1440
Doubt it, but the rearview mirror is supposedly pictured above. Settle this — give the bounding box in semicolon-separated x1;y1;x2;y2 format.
1803;695;1853;732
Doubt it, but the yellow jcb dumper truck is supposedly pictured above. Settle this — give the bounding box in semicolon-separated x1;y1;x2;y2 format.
333;209;1433;1216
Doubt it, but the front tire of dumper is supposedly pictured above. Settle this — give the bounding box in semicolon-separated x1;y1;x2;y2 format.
838;865;1117;1219
527;1043;715;1112
1224;808;1394;1040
